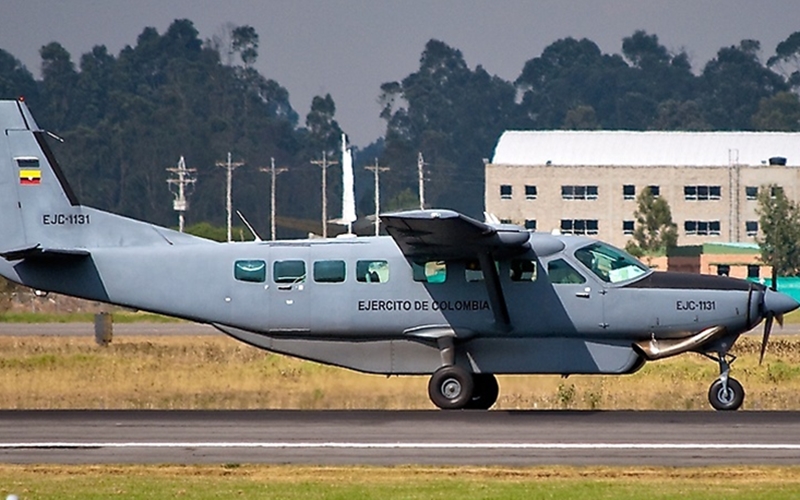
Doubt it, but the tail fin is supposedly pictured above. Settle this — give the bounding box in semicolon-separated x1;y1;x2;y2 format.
0;99;209;260
0;100;81;256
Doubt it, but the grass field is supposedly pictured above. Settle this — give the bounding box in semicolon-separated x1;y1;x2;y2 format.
0;333;799;410
2;465;800;500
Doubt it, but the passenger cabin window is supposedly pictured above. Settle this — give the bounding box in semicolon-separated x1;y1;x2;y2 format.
510;259;537;281
465;260;484;282
313;260;345;283
547;259;585;284
273;260;306;284
357;260;389;283
234;260;266;283
412;261;447;283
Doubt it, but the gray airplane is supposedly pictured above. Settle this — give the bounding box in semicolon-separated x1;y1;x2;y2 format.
0;99;797;411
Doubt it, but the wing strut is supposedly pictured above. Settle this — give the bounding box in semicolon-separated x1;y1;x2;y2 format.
477;251;511;331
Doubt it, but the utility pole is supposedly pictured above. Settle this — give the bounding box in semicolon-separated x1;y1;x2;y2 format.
310;152;338;238
417;152;426;210
258;157;287;241
365;158;389;236
216;152;244;242
166;156;196;232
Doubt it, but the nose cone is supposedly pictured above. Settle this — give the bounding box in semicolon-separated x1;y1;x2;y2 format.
764;288;800;316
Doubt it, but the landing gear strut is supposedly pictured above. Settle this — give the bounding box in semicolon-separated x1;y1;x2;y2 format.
704;352;745;411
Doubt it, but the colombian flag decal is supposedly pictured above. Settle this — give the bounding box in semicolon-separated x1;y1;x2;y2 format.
19;169;41;185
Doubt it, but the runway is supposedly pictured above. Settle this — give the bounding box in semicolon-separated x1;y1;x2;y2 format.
1;410;799;466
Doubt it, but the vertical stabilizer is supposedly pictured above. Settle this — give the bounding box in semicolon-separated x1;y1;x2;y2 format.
0;100;80;255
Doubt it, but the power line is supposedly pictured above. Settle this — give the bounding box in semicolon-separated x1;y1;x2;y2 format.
310;152;338;238
215;152;245;242
258;157;288;241
365;158;390;236
166;156;196;233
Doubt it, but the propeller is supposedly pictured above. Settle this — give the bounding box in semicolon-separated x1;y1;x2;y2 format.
759;272;794;365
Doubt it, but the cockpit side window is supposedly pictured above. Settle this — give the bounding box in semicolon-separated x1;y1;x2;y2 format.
412;261;447;283
574;242;649;283
547;259;585;284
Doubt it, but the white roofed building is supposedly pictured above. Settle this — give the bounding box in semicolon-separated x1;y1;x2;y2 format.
486;130;800;253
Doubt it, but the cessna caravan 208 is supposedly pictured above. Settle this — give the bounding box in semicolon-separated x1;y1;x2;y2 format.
0;99;797;411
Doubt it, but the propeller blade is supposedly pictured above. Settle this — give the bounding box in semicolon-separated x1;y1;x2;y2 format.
777;313;784;328
759;313;774;365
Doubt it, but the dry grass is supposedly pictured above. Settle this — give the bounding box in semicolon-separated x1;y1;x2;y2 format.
0;334;799;410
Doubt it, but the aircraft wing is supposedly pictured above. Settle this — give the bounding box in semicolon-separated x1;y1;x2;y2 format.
381;209;531;331
380;209;530;261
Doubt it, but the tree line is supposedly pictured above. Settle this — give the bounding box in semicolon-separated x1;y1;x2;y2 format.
1;20;800;233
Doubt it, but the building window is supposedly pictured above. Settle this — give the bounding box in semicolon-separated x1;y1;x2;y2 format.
745;186;758;201
622;220;634;235
500;185;512;199
561;185;598;200
561;219;598;235
684;185;721;201
717;264;730;276
747;265;760;279
623;185;635;200
684;220;721;236
499;218;512;224
771;186;784;198
647;185;660;197
745;221;758;237
525;185;537;200
524;219;537;231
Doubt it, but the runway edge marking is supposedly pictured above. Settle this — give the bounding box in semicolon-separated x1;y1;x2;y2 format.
2;442;800;450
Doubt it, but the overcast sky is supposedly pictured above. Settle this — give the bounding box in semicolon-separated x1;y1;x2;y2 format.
2;1;799;146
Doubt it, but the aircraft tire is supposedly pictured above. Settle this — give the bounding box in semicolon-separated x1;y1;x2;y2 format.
465;374;499;410
708;377;744;411
428;366;474;410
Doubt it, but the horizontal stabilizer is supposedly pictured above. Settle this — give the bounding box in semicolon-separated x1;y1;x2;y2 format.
0;244;90;262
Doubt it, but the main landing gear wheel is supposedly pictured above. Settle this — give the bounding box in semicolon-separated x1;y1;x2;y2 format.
708;377;744;411
465;373;499;410
428;366;474;410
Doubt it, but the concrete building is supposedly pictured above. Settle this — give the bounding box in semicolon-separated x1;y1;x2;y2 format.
486;130;800;248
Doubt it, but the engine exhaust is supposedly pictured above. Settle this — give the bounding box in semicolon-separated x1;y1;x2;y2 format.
632;325;726;361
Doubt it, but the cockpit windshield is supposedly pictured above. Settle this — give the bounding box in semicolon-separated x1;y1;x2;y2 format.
573;242;650;284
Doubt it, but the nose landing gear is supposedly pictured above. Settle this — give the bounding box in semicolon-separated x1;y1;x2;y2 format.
703;352;744;411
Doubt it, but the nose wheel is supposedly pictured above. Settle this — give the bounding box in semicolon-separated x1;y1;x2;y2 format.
703;352;745;411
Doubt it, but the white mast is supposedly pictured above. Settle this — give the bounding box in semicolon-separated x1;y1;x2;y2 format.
341;134;357;234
